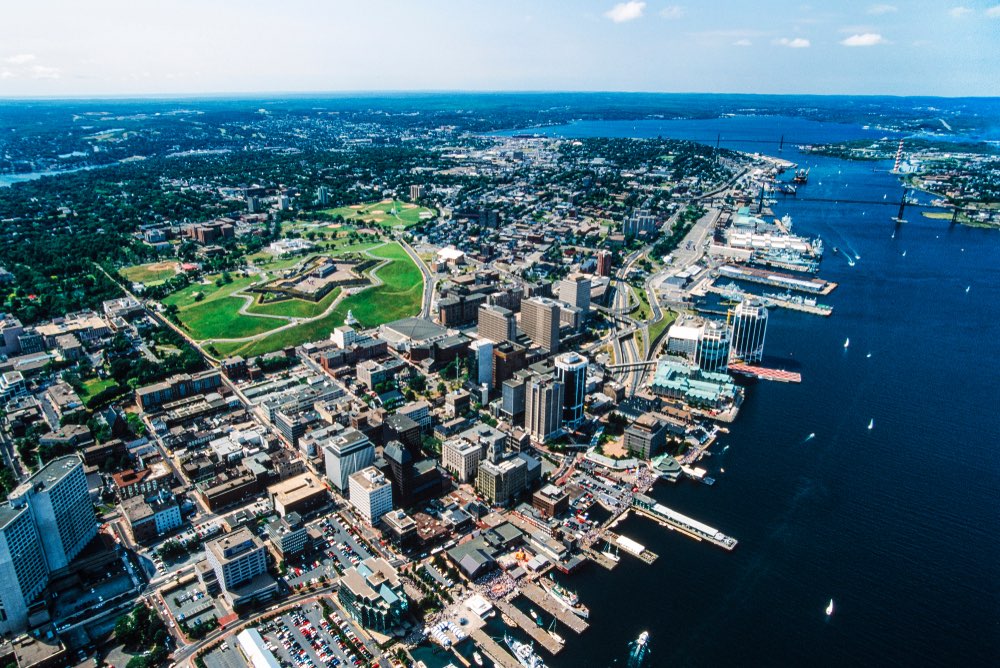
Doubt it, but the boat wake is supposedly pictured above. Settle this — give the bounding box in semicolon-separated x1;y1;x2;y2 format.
803;433;816;443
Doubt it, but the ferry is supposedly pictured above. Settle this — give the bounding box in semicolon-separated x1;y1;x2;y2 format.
540;576;590;619
504;634;548;668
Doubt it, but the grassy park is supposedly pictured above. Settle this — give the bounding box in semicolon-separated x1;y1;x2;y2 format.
322;199;434;229
119;261;178;285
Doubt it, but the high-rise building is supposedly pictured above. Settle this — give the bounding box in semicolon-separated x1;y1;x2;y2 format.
348;467;393;525
623;413;671;459
409;184;424;201
524;374;564;444
557;274;591;314
695;320;731;373
246;195;262;213
441;438;485;484
0;505;48;636
469;339;494;388
8;455;95;572
623;209;657;238
477;304;517;344
521;297;561;354
596;250;613;277
316;186;330;205
492;341;526;391
730;300;768;363
204;528;277;607
554;352;588;429
322;429;375;491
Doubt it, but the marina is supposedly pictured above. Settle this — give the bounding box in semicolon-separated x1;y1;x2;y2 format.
470;629;521;668
602;531;659;564
492;599;564;655
520;582;589;635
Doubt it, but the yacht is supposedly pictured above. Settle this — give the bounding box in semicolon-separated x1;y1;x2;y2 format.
473;651;484;666
504;634;548;668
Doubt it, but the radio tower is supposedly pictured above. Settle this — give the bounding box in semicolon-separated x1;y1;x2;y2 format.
892;139;905;174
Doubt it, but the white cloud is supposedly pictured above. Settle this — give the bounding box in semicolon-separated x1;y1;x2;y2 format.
660;5;684;19
986;5;1000;17
0;70;15;80
4;54;36;65
605;1;646;23
867;4;897;14
949;6;972;17
773;37;811;48
841;32;886;46
30;65;60;80
733;39;753;46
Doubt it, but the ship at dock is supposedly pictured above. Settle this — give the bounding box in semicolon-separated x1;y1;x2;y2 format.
539;575;590;619
504;633;548;668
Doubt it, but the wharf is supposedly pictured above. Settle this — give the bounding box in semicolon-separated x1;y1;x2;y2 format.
580;545;619;570
492;598;564;655
705;282;831;316
520;582;589;635
603;530;659;564
717;264;837;295
471;630;520;668
728;363;802;383
631;500;738;551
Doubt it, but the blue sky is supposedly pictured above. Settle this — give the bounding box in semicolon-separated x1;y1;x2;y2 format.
0;1;997;97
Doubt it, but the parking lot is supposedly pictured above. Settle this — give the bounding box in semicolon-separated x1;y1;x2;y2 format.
161;578;227;631
284;514;375;591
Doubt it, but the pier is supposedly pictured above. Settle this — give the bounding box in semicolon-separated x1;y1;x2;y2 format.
520;582;589;635
603;530;659;564
717;264;837;295
580;544;620;570
704;282;832;316
631;496;738;551
492;598;565;655
727;363;802;383
470;630;521;668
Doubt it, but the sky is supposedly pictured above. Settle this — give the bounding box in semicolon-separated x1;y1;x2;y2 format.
0;0;998;98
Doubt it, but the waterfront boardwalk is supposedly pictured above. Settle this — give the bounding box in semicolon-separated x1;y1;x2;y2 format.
493;597;564;655
471;629;521;668
520;582;589;635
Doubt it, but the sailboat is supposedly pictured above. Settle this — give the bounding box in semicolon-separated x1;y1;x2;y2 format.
866;353;872;358
902;250;907;257
826;599;835;616
843;337;850;349
867;419;874;430
473;652;484;667
965;286;971;294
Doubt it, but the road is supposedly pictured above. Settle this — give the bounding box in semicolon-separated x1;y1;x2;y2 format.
399;237;436;318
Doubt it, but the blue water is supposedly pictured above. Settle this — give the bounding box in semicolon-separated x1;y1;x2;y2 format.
505;118;1000;666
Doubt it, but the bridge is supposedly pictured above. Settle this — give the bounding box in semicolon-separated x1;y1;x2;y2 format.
606;360;659;371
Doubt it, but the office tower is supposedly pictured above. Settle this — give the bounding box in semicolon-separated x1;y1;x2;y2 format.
730;300;768;363
322;429;375;491
204;528;277;607
477;304;516;344
696;319;731;373
316;186;330;205
469;339;494;388
521;297;561;354
555;352;588;429
524;374;564;444
623;413;670;459
596;250;613;277
0;505;48;636
8;455;96;572
348;468;393;525
557;274;591;314
501;373;528;423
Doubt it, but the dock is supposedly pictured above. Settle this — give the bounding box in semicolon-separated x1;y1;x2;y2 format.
492;598;564;655
728;363;802;383
603;531;659;564
631;497;738;551
704;282;831;316
717;264;837;295
580;544;619;570
520;582;589;635
470;629;520;668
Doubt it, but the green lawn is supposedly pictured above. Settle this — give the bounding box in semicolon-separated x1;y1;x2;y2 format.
119;261;178;285
247;288;341;319
322;200;434;229
630;284;653;322
209;242;422;357
648;310;677;349
163;274;283;340
79;377;118;402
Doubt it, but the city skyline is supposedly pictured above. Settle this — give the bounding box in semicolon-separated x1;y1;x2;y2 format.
1;0;998;98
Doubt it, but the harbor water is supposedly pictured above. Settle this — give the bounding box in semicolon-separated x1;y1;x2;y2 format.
499;116;1000;666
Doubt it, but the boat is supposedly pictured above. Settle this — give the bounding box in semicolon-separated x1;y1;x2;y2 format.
548;631;565;645
627;631;651;668
965;286;971;293
501;613;516;626
866;353;872;358
473;651;484;666
826;599;835;616
832;246;839;254
504;633;548;668
902;250;907;257
868;419;874;430
540;576;590;619
844;338;850;349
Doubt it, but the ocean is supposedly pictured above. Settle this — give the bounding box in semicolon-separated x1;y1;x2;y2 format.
490;115;1000;666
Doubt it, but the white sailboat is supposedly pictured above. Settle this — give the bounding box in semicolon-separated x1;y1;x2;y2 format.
844;337;850;349
867;418;874;430
965;286;971;293
826;599;835;616
473;651;484;666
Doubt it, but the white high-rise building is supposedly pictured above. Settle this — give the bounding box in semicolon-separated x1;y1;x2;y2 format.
348;467;393;525
8;455;95;572
730;300;768;363
695;319;731;373
524;374;564;444
555;352;588;429
470;339;494;388
323;429;375;491
0;505;48;636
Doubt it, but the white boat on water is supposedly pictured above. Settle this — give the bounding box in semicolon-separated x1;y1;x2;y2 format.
868;419;874;430
844;337;850;349
473;651;484;666
504;634;548;668
826;599;835;616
